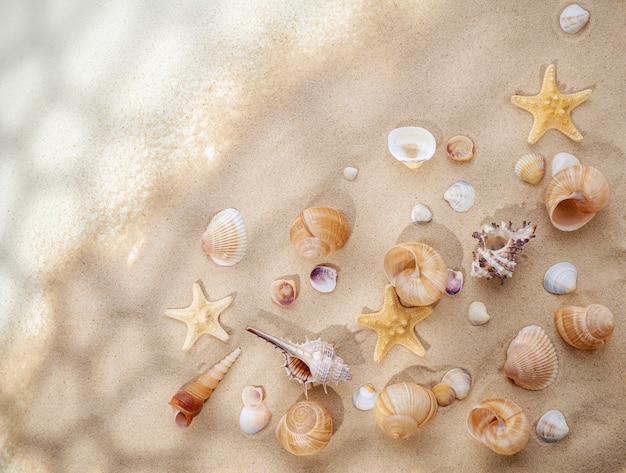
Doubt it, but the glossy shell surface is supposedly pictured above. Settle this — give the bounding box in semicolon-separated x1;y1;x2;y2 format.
560;4;589;34
515;153;545;184
446;135;474;161
468;301;490;325
441;368;472;400
310;266;338;293
270;279;297;307
411;204;433;224
352;384;378;411
536;410;569;443
543;262;577;295
289;206;349;260
276;400;333;456
444;181;475;212
388;126;437;169
553;304;614;350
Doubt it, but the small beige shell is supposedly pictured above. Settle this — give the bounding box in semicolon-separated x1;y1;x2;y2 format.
536;410;569;443
468;301;490;326
444;181;475;212
270;279;297;307
432;383;456;407
515;153;545;184
467;398;530;455
446;135;474;161
201;208;248;266
441;368;472;400
240;386;272;434
543;262;577;295
374;382;438;439
289;206;350;260
551;152;580;176
352;384;378;411
553;304;614;350
560;4;589;34
504;325;558;391
411;204;433;224
276;400;332;456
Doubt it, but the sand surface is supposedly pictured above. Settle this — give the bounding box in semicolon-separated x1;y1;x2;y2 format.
1;1;625;472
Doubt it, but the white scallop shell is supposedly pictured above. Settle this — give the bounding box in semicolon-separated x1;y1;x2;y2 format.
468;301;490;326
343;167;358;181
239;386;272;434
201;208;248;266
441;368;472;400
388;126;436;169
551;152;581;176
560;4;589;34
444;181;475;212
536;410;569;443
411;204;433;224
310;266;337;293
543;262;577;295
352;384;378;411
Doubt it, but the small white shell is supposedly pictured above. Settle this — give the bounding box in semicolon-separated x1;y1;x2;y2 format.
310;266;337;293
411;204;433;224
201;208;248;266
388;126;437;169
441;368;472;400
352;384;378;411
515;153;545;184
560;4;589;34
543;262;577;295
536;410;569;443
343;167;358;181
445;269;463;295
239;386;272;434
468;301;490;326
551;152;581;176
444;181;475;212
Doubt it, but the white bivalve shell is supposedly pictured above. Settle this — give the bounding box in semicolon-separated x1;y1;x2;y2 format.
352;384;378;411
411;204;433;224
201;208;248;266
444;181;475;212
468;301;490;326
388;126;437;169
239;386;272;434
309;266;337;293
536;410;569;443
343;166;358;181
551;152;580;176
543;262;577;295
560;4;589;34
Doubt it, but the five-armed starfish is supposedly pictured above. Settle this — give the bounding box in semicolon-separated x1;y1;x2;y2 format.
165;281;233;351
357;284;433;363
511;64;592;144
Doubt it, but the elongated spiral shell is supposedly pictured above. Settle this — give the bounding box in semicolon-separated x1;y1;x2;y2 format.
201;208;248;266
504;325;558;391
383;242;448;307
374;382;438;439
289;206;349;260
276;400;333;456
553;304;614;350
169;347;241;428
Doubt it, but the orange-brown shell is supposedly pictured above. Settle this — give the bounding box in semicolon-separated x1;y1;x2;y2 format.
275;400;333;456
289;206;349;260
554;304;614;350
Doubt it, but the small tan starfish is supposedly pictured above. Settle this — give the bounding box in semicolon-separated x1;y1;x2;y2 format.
511;64;592;144
357;284;433;363
165;281;232;351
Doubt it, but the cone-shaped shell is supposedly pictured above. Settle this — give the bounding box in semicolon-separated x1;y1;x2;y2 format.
504;325;558;391
201;208;248;266
374;382;438;439
289;206;349;260
441;368;472;400
352;384;378;411
383;242;448;307
545;165;610;231
276;400;332;456
536;410;569;443
467;398;530;455
515;153;545;184
553;304;614;350
543;262;577;295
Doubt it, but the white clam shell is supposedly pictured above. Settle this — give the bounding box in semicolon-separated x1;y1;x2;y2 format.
388;126;436;169
352;384;378;411
441;368;472;400
201;208;248;266
310;266;337;293
551;152;581;176
543;262;577;295
560;4;589;34
343;166;358;181
239;386;272;434
536;410;569;443
468;301;490;326
444;181;475;212
411;204;433;224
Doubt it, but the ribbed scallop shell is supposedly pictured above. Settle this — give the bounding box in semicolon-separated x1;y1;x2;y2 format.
536;410;569;443
444;181;475;212
374;382;438;439
201;208;248;266
543;262;577;295
551;152;580;177
383;242;448;307
352;384;378;411
467;398;530;455
553;304;614;350
441;368;472;400
276;400;332;456
289;206;349;260
560;4;589;34
270;279;297;307
504;325;558;391
545;165;610;231
515;153;545;184
446;135;474;161
240;386;272;434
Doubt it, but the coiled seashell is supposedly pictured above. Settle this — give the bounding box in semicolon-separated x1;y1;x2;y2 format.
543;262;577;295
551;152;580;176
374;382;438;439
466;398;530;455
309;266;337;293
383;242;448;307
444;181;475;212
504;325;558;391
468;301;490;326
441;368;472;400
270;279;297;307
514;153;545;185
352;383;378;411
446;135;474;161
246;326;351;396
388;126;437;169
545;164;610;231
471;221;536;282
431;383;456;407
169;347;241;428
445;269;464;295
276;400;333;456
536;410;569;443
289;206;350;260
201;208;247;266
411;203;433;224
240;386;272;434
553;304;614;350
560;4;589;34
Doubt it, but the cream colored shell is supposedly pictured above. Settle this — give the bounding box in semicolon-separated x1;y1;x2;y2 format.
446;135;474;161
275;400;332;456
514;153;545;184
553;304;614;350
468;301;490;325
289;206;349;260
504;325;558;391
536;410;569;443
444;181;475;212
201;208;248;266
432;383;456;407
374;382;437;439
352;384;378;411
441;368;472;400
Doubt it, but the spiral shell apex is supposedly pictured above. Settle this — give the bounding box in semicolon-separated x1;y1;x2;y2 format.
276;400;333;456
554;304;614;350
467;398;530;455
289;206;349;260
504;325;558;391
201;208;248;266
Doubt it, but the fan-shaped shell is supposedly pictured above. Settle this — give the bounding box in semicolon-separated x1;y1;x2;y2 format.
374;382;438;439
504;325;558;391
466;397;530;455
553;304;614;350
444;181;475;212
446;135;474;161
560;4;589;34
551;152;580;176
270;279;297;307
441;368;472;400
276;400;332;456
201;208;248;266
240;386;272;434
515;153;545;184
352;384;378;411
383;242;448;307
536;410;569;443
289;206;349;260
543;262;577;295
545;165;610;231
388;126;437;169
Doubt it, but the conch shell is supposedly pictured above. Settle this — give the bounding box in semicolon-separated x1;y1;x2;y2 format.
246;326;351;396
276;400;333;456
466;397;530;455
289;206;349;260
373;382;438;439
470;221;536;282
201;208;248;266
553;304;614;350
169;347;241;428
383;242;448;306
504;325;558;391
239;386;272;434
545;164;610;231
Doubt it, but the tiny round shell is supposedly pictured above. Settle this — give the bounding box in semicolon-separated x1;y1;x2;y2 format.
310;266;337;293
444;181;475;212
441;368;472;400
551;152;580;177
270;279;297;307
536;410;569;443
553;304;614;350
515;153;545;185
543;262;577;295
504;325;558;391
343;166;358;181
468;301;490;326
560;4;589;34
432;383;456;407
446;135;474;161
352;384;378;411
201;208;248;266
276;400;333;456
411;204;433;224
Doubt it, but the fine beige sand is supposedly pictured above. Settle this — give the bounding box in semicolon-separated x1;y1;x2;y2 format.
1;1;625;472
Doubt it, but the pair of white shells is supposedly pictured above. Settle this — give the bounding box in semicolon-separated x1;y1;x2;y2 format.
239;386;272;434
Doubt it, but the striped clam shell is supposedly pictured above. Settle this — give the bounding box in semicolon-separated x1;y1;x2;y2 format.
536;410;569;443
515;153;545;184
504;325;558;391
444;181;475;212
543;262;577;294
201;208;248;266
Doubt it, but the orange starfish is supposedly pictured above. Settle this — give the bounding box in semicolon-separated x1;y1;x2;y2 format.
511;64;592;144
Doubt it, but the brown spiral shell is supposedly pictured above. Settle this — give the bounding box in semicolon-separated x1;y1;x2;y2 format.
553;304;614;350
275;400;333;456
289;206;350;260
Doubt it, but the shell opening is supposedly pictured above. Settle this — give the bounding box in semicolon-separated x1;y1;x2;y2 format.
174;410;191;429
484;233;508;251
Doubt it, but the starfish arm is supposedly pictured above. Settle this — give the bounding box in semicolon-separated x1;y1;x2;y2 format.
557;120;584;141
164;307;194;322
540;64;557;95
206;318;230;342
373;334;393;363
182;326;204;351
526;118;550;144
396;334;426;357
565;88;593;108
209;295;234;314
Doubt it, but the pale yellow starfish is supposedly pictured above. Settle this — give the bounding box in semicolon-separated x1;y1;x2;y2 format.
165;281;232;351
357;284;433;363
511;64;592;144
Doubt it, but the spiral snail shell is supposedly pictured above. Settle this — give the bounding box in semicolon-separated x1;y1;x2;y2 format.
553;304;614;350
289;206;350;260
275;400;333;456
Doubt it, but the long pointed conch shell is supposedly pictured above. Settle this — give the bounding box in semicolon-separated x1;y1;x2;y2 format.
466;398;530;455
169;347;241;428
383;242;448;307
553;304;614;350
246;326;351;396
289;206;350;260
504;325;558;391
545;164;610;231
276;400;333;456
240;386;272;434
201;208;248;266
